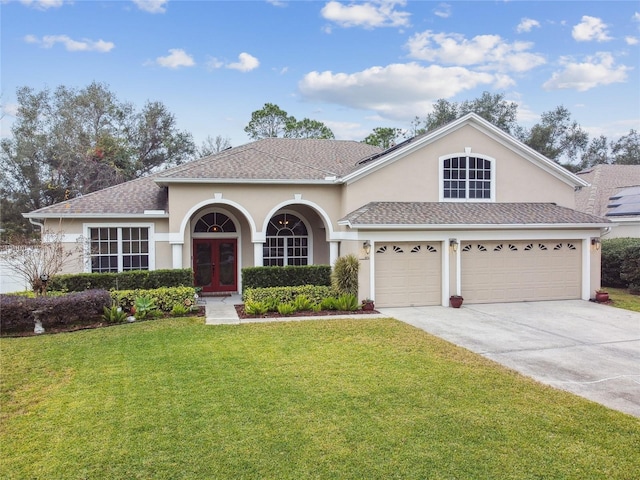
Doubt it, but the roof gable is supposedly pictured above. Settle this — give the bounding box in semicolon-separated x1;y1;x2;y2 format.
576;164;640;217
342;113;588;189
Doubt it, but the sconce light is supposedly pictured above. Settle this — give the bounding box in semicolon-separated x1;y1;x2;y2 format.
449;238;458;252
363;240;371;255
591;238;601;250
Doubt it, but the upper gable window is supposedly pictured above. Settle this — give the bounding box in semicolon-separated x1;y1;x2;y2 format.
441;154;494;201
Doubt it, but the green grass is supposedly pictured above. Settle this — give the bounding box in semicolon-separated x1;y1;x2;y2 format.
1;317;638;479
606;287;640;312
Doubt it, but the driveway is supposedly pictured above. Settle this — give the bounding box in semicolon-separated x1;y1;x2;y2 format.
377;300;640;418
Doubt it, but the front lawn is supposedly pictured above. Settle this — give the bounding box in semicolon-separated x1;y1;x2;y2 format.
606;287;640;312
1;318;638;479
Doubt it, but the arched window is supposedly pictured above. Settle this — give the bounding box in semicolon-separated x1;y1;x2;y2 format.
441;155;494;201
194;212;236;233
263;213;308;266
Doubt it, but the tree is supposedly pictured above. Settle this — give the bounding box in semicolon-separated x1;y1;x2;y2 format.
580;135;610;170
197;135;232;157
420;98;459;133
0;82;196;236
363;127;404;149
286;118;334;139
244;103;334;140
611;130;640;165
460;92;518;135
520;106;589;164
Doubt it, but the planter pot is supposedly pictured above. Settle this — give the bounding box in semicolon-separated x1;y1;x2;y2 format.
362;301;375;311
595;292;609;303
450;296;464;308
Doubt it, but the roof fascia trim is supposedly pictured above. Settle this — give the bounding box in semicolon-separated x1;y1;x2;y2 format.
155;178;341;186
338;222;612;230
23;213;169;219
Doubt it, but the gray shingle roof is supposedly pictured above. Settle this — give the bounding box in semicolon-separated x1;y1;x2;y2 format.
575;165;640;217
25;175;167;216
157;138;382;181
340;202;609;227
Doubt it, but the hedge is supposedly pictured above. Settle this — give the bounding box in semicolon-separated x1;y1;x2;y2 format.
241;265;331;291
110;286;198;313
244;285;335;305
0;290;111;333
601;238;640;288
48;269;194;292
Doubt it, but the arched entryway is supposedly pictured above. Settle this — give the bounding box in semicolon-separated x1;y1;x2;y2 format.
192;211;238;293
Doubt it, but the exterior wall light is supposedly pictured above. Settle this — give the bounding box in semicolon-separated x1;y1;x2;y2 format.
449;238;459;252
591;238;601;250
363;240;371;255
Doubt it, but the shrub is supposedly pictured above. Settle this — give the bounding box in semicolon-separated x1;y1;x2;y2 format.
620;244;640;292
277;303;297;315
292;295;313;311
331;254;359;297
242;265;331;291
335;294;359;311
244;285;334;306
110;286;197;313
244;301;269;316
170;303;193;317
133;296;157;320
0;290;112;333
601;238;640;287
320;297;338;311
103;304;128;323
48;269;194;292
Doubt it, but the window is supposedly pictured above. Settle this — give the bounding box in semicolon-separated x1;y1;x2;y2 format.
194;212;236;233
442;155;493;200
263;213;309;266
89;227;149;272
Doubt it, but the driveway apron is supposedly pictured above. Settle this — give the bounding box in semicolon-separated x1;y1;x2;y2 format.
378;300;640;418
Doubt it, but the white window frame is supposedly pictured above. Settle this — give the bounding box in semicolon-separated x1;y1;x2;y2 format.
83;223;156;273
263;210;313;267
439;150;496;202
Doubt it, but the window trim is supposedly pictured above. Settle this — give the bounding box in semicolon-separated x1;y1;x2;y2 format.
263;210;313;267
438;151;496;202
83;223;155;273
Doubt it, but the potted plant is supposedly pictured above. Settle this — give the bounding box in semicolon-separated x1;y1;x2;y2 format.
361;299;375;311
595;289;609;303
449;295;464;308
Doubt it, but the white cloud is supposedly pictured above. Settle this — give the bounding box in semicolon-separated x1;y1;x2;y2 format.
299;62;495;120
19;0;64;10
516;18;540;33
406;31;545;73
206;56;224;70
625;36;639;45
154;49;195;68
633;12;640;22
227;52;260;72
543;52;629;91
433;3;451;19
321;0;410;29
132;0;168;14
572;15;612;42
24;34;115;52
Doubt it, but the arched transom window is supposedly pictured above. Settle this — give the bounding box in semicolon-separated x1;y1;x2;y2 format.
263;213;309;266
194;212;237;233
442;155;493;200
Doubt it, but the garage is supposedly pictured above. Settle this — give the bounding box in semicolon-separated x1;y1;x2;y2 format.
375;242;441;307
460;240;582;303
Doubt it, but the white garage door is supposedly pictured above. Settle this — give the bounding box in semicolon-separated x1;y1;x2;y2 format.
461;240;581;304
375;242;441;307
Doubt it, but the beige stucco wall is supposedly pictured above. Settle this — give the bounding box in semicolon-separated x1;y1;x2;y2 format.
343;124;576;213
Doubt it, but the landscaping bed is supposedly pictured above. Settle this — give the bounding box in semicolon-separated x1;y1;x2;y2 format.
235;304;379;319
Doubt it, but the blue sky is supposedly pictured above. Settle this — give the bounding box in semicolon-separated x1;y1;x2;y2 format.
2;0;639;149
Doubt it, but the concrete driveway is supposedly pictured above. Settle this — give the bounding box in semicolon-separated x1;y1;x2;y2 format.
377;300;640;418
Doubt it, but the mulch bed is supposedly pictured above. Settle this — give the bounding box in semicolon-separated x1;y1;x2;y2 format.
234;304;379;320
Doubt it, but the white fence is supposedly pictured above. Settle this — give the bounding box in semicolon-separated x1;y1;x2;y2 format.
0;259;29;293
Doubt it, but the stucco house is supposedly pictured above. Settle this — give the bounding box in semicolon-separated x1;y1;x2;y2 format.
575;164;640;238
24;113;609;307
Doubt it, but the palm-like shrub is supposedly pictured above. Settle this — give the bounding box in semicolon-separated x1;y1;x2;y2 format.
331;254;359;297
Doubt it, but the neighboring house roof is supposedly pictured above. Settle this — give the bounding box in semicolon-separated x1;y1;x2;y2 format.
575;164;640;217
606;185;640;217
339;202;610;229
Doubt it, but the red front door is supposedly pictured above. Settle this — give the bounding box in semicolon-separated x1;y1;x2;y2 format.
193;239;237;293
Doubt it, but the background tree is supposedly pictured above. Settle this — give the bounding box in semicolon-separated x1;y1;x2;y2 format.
518;106;589;165
244;103;334;140
197;135;232;157
363;127;404;149
460;92;519;135
611;130;640;165
579;135;610;169
0;82;195;237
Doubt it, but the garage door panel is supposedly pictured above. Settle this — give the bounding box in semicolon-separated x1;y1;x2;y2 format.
375;242;441;307
461;241;581;304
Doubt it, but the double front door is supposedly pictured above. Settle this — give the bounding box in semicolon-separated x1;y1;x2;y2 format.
193;239;237;293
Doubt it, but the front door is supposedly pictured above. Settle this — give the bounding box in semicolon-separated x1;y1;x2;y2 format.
193;239;237;293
